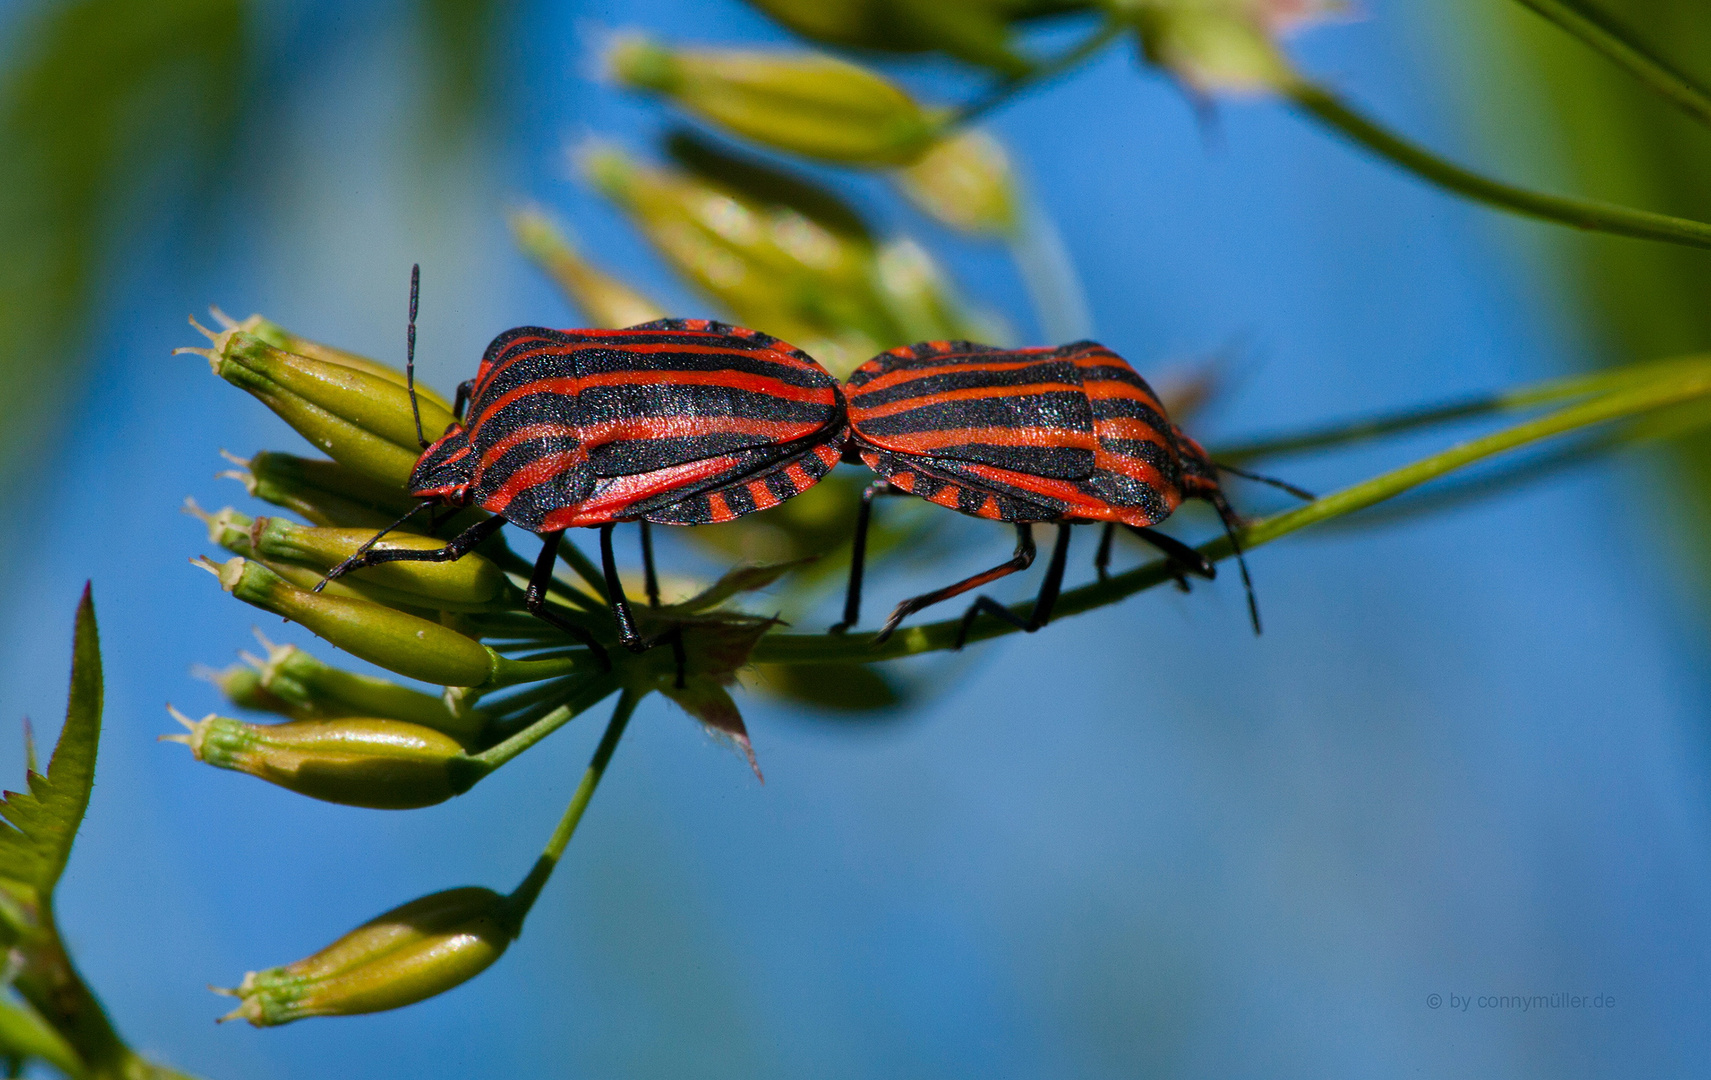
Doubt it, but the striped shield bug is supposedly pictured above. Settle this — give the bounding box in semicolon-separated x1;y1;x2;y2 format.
830;339;1311;644
321;268;848;678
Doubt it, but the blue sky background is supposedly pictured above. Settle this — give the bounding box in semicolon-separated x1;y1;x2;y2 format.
1;0;1708;1076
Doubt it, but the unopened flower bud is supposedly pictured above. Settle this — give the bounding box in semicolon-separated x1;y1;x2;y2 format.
165;707;469;809
216;886;513;1025
248;517;509;609
508;207;666;327
214;310;454;414
607;34;946;166
179;326;443;486
200;662;304;718
253;638;486;741
221;450;420;530
873;239;985;343
742;0;1035;75
892;129;1019;236
196;557;498;687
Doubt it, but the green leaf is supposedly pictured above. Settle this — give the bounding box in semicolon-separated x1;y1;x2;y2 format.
0;996;83;1079
0;585;101;900
671;558;817;613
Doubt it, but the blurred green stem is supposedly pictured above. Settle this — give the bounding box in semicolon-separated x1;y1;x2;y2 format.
505;689;639;921
1215;352;1711;461
954;21;1123;125
752;357;1711;664
1291;82;1711;249
1510;0;1711;129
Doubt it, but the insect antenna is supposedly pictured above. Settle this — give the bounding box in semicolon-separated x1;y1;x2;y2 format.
1209;493;1261;636
1215;462;1315;503
406;263;427;449
314;501;433;592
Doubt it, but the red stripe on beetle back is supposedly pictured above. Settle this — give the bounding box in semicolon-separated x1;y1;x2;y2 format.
978;494;1001;519
747;479;780;509
784;463;813;490
477;422;585;472
706;492;736;523
948;461;1162;525
858;426;1100;455
929;485;962;509
534;455;744;529
483;449;585;515
851;359;1064;395
848;381;1085;421
474;336;827;400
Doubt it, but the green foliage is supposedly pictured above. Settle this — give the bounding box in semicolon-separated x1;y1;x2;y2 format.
0;586;101;902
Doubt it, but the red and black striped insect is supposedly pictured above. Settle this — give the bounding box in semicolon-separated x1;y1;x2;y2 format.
830;338;1309;644
322;268;848;676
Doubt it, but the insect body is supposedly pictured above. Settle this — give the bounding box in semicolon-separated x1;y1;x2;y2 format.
326;314;848;674
832;338;1275;644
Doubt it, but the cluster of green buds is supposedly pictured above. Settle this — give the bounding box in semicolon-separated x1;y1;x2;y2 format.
176;311;822;1022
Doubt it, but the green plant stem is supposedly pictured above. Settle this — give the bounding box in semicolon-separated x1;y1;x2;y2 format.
505;689;639;921
1511;0;1711;130
557;535;610;603
954;21;1123;125
751;361;1711;664
1290;82;1711;250
464;675;619;778
1215;353;1711;462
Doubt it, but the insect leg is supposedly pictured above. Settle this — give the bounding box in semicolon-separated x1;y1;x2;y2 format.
317;507;499;588
639;520;661;608
953;523;1072;649
1126;525;1216;584
1094;522;1116;581
829;479;897;634
874;523;1037;645
453;380;475;425
525;531;611;671
598;524;644;650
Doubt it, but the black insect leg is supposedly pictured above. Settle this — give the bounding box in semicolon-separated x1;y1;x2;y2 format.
526;531;611;671
829;479;898;634
318;509;502;587
452;380;475;424
873;523;1037;645
954;523;1072;649
638;520;661;608
1094;522;1116;581
1128;525;1216;591
599;523;686;688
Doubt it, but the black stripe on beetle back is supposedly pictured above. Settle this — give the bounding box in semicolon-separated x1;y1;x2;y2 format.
636;432;842;525
852;391;1095;439
865;449;1064;523
846;363;1086;409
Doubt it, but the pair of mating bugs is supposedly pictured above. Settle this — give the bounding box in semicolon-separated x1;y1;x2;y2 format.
325;271;1307;674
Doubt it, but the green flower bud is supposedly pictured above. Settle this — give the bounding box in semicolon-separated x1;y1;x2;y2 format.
165;707;468;809
607;34;946;166
873;239;991;344
199;661;306;718
220;450;420;530
196;557;498;687
253;637;486;741
892;129;1019;236
509;206;667;327
742;0;1048;76
179;325;439;487
247;517;509;609
212;309;455;414
216;886;513;1025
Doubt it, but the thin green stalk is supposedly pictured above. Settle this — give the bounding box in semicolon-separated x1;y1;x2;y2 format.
1511;0;1711;130
1290;82;1711;250
506;689;640;921
1216;353;1711;462
751;360;1711;664
953;21;1123;125
557;535;610;603
465;675;619;775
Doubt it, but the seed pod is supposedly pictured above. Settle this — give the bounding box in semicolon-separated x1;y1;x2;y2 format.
219;311;454;412
892;129;1019;237
197;557;498;687
217;886;513;1025
508;207;667;327
201;662;306;718
248;517;509;608
165;708;468;809
741;0;1041;76
607;34;946;166
256;640;486;741
222;450;420;529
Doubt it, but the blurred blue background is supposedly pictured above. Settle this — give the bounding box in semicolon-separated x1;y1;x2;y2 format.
1;0;1708;1076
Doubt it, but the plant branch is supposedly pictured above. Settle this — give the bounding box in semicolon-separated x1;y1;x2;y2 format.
1510;0;1711;130
505;689;640;922
953;21;1123;126
750;360;1711;664
1290;82;1711;250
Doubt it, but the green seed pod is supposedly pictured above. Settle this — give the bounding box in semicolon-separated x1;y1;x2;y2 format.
248;517;509;608
217;310;455;413
256;639;486;741
509;207;667;327
741;0;1047;76
165;708;468;809
892;128;1019;236
222;450;420;529
216;886;513;1025
607;34;947;166
200;662;308;719
197;557;498;687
